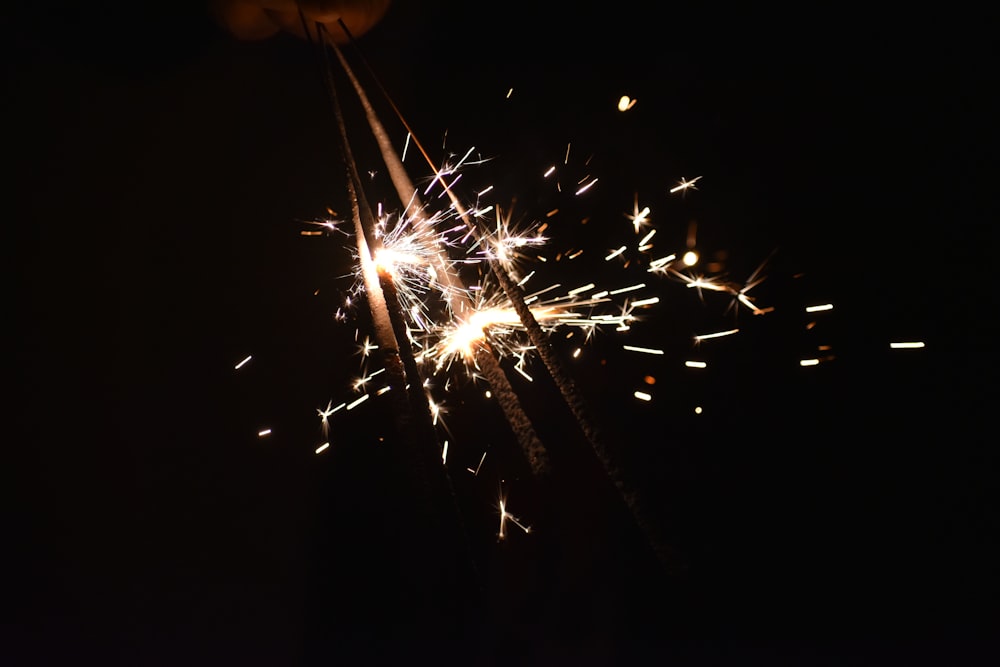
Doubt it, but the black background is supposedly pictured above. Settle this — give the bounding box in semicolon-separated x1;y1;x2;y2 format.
10;2;996;665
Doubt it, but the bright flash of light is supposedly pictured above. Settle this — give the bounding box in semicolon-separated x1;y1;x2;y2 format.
890;341;925;349
670;175;703;194
426;282;635;371
498;497;531;541
625;194;651;233
317;399;345;437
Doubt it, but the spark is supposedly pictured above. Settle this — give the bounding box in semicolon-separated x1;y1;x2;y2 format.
682;250;699;267
800;359;820;366
234;355;252;370
401;132;411;162
441;440;449;464
890;341;925;349
625;194;651;233
694;328;739;342
648;254;676;272
315;442;330;454
356;335;379;358
575;178;599;196
638;229;656;247
685;360;707;368
634;391;652;401
317;399;345;437
568;283;596;296
257;429;271;437
617;95;637;111
630;296;659;308
498;497;531;541
346;394;370;410
623;345;664;355
805;303;834;313
605;246;627;261
543;166;556;178
670;175;703;194
467;450;487;476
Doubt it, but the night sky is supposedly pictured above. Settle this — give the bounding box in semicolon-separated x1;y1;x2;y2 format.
11;2;996;665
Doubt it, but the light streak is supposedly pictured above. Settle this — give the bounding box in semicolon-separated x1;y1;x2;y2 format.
630;296;659;307
800;359;820;366
634;391;652;401
694;328;739;342
315;442;330;454
623;345;664;355
575;178;598;196
610;283;646;295
234;355;252;370
257;429;271;437
626;195;651;233
648;254;676;272
467;450;487;475
346;394;370;410
805;304;834;313
441;440;449;464
605;246;627;261
670;175;702;193
617;95;637;111
568;283;596;296
498;497;530;540
890;341;925;349
685;360;707;368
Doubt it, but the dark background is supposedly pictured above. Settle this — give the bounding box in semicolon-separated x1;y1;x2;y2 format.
10;2;996;665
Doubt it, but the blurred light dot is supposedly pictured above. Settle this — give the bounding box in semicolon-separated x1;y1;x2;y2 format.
683;250;699;266
644;375;656;385
694;406;703;414
618;95;636;111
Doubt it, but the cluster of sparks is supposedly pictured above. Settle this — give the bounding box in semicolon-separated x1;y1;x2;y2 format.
236;86;926;543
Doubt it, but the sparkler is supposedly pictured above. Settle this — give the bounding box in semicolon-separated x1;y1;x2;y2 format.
271;13;920;594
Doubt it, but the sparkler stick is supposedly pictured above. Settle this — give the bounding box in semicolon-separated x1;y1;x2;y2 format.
324;23;549;477
327;22;675;572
